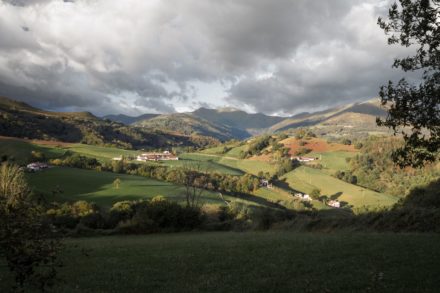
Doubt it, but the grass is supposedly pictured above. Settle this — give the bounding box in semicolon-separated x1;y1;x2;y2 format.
26;167;226;207
0;139;66;164
310;151;357;174
218;157;277;175
65;144;139;161
161;153;244;175
2;232;440;292
224;144;247;158
283;166;398;209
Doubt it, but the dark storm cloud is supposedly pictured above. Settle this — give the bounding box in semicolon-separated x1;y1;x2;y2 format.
0;0;403;115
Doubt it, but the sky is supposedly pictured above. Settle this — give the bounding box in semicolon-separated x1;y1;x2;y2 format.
0;0;411;116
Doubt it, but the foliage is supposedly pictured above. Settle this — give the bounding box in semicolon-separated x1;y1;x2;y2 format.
0;163;62;291
310;188;321;200
276;158;300;177
294;147;312;156
377;0;440;167
348;136;440;196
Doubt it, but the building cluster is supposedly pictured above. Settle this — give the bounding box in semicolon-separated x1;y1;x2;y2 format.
26;162;49;172
291;156;317;162
294;192;311;201
260;179;273;189
136;151;179;162
327;200;341;208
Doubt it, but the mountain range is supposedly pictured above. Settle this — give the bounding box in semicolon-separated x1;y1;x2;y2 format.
0;95;389;148
0;96;218;149
104;98;388;140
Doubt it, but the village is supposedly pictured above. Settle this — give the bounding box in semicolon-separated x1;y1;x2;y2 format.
112;150;179;162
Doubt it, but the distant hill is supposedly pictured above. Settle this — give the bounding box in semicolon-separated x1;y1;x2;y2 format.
110;99;389;141
269;99;389;137
134;113;250;141
133;107;285;141
0;96;219;149
102;113;159;125
192;107;284;132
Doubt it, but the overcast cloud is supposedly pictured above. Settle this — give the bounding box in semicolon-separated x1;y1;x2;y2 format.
0;0;411;115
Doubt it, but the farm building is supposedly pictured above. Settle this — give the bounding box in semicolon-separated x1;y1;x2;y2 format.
294;192;311;201
260;179;273;189
136;151;179;161
27;162;49;172
328;200;341;208
292;156;317;162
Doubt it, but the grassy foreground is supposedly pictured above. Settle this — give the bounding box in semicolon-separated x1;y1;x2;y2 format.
2;232;439;292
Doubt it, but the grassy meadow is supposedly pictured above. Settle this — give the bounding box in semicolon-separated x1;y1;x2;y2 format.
2;232;439;292
27;167;227;207
283;166;398;209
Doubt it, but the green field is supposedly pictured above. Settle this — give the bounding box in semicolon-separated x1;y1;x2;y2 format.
2;232;439;292
27;167;227;207
283;166;398;209
0;139;66;164
310;151;357;174
162;153;244;175
66;144;139;161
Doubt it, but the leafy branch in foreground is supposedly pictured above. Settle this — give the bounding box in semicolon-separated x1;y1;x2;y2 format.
377;0;440;167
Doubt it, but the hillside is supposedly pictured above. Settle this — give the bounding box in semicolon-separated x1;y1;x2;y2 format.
104;99;389;140
192;107;284;135
0;96;219;149
134;113;250;141
269;99;389;137
102;113;159;125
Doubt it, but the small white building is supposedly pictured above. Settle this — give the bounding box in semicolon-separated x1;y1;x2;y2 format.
294;192;311;201
292;156;317;162
136;151;179;161
328;200;341;208
27;162;49;172
260;179;273;189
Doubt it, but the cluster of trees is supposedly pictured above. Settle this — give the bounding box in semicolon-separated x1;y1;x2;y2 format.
239;135;272;158
347;136;440;197
294;129;316;140
334;170;358;185
275;158;300;177
45;197;203;233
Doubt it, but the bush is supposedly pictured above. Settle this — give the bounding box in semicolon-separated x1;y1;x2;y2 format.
294;147;312;156
80;212;106;229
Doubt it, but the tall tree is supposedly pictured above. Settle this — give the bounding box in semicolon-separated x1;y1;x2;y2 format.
0;163;62;291
377;0;440;167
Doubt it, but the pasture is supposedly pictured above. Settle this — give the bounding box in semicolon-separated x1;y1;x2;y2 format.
283;166;398;209
26;167;226;207
162;153;244;175
0;138;66;164
66;143;139;161
2;232;439;292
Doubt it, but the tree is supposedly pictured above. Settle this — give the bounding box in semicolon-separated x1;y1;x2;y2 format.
310;188;321;200
378;0;440;167
113;177;121;189
179;162;208;208
0;163;62;290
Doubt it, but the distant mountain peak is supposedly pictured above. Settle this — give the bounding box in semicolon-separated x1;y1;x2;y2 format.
216;106;241;113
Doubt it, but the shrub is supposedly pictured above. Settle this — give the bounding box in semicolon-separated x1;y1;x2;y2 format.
80;212;105;229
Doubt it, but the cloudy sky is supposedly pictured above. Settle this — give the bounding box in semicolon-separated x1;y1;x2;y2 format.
0;0;410;116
